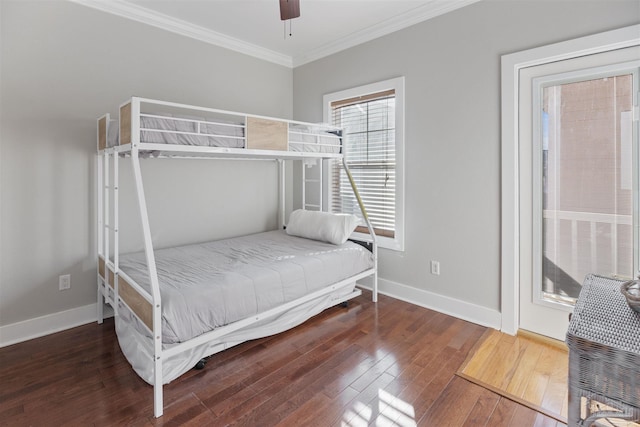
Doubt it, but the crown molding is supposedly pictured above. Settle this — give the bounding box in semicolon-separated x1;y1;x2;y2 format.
292;0;482;67
69;0;293;68
70;0;480;69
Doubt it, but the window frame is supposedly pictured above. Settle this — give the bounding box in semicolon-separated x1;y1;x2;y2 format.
323;76;405;251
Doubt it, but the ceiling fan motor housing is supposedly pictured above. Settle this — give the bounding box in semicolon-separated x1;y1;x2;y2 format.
280;0;300;20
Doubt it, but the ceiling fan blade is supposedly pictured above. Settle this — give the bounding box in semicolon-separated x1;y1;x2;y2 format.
280;0;300;20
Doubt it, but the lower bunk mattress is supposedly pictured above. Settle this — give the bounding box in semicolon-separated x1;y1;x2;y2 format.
114;230;374;384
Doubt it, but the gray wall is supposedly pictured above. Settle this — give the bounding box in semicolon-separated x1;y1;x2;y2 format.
1;0;638;330
0;1;292;326
293;0;640;311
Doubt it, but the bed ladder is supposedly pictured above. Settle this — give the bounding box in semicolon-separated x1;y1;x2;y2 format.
299;157;379;303
97;117;120;323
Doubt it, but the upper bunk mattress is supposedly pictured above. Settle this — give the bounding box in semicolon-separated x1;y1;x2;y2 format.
118;230;373;344
142;115;245;147
108;115;244;148
107;116;341;153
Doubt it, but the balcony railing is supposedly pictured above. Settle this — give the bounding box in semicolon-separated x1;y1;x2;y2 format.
542;209;633;302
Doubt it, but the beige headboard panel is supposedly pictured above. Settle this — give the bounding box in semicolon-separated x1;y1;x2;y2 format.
98;116;107;151
98;255;153;331
120;102;132;146
118;276;153;331
246;117;287;151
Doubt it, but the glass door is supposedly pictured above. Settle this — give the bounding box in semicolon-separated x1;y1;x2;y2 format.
537;73;636;307
518;47;639;340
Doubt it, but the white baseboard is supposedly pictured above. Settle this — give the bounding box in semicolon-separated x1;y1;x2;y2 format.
2;278;500;348
359;277;502;330
0;304;114;348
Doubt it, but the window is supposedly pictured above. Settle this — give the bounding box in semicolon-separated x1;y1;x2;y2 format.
323;77;405;251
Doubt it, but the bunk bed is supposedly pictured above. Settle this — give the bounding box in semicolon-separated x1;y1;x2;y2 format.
96;97;378;418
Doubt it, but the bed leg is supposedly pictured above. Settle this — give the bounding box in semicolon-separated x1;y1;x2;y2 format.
340;301;349;308
97;283;104;324
373;271;378;303
153;357;163;417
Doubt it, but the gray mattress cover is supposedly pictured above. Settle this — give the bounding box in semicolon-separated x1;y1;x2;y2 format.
139;115;245;148
107;115;245;148
107;116;341;153
118;230;373;343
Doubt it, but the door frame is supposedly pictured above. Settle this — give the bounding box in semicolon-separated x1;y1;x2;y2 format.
500;24;640;336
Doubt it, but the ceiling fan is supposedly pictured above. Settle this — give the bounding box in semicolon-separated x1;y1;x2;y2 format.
280;0;300;21
280;0;300;37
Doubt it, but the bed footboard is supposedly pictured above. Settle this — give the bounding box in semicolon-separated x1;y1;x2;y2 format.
117;275;153;331
98;256;154;331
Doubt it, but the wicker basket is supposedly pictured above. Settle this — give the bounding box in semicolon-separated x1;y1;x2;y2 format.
620;278;640;313
566;274;640;426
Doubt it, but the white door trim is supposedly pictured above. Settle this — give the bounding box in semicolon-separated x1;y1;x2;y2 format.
500;24;640;336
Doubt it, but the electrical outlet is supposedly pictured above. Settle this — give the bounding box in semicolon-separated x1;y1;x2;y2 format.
59;274;71;291
430;261;440;276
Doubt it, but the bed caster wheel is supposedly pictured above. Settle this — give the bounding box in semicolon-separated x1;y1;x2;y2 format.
340;301;349;308
194;359;207;370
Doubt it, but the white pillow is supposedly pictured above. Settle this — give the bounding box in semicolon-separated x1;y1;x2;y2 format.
286;209;359;245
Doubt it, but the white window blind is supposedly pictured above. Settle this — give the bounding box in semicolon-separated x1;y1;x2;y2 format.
330;89;396;238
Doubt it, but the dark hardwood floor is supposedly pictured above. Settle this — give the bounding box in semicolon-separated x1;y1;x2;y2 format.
0;291;565;426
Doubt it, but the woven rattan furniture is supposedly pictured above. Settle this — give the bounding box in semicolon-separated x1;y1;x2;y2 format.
566;274;640;426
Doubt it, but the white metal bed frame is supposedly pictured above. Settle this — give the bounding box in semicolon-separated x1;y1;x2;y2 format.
96;97;378;417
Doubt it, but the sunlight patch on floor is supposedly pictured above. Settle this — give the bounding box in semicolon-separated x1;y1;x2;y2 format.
341;389;417;427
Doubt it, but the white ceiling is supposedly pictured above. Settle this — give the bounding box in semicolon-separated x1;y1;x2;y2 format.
73;0;481;67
